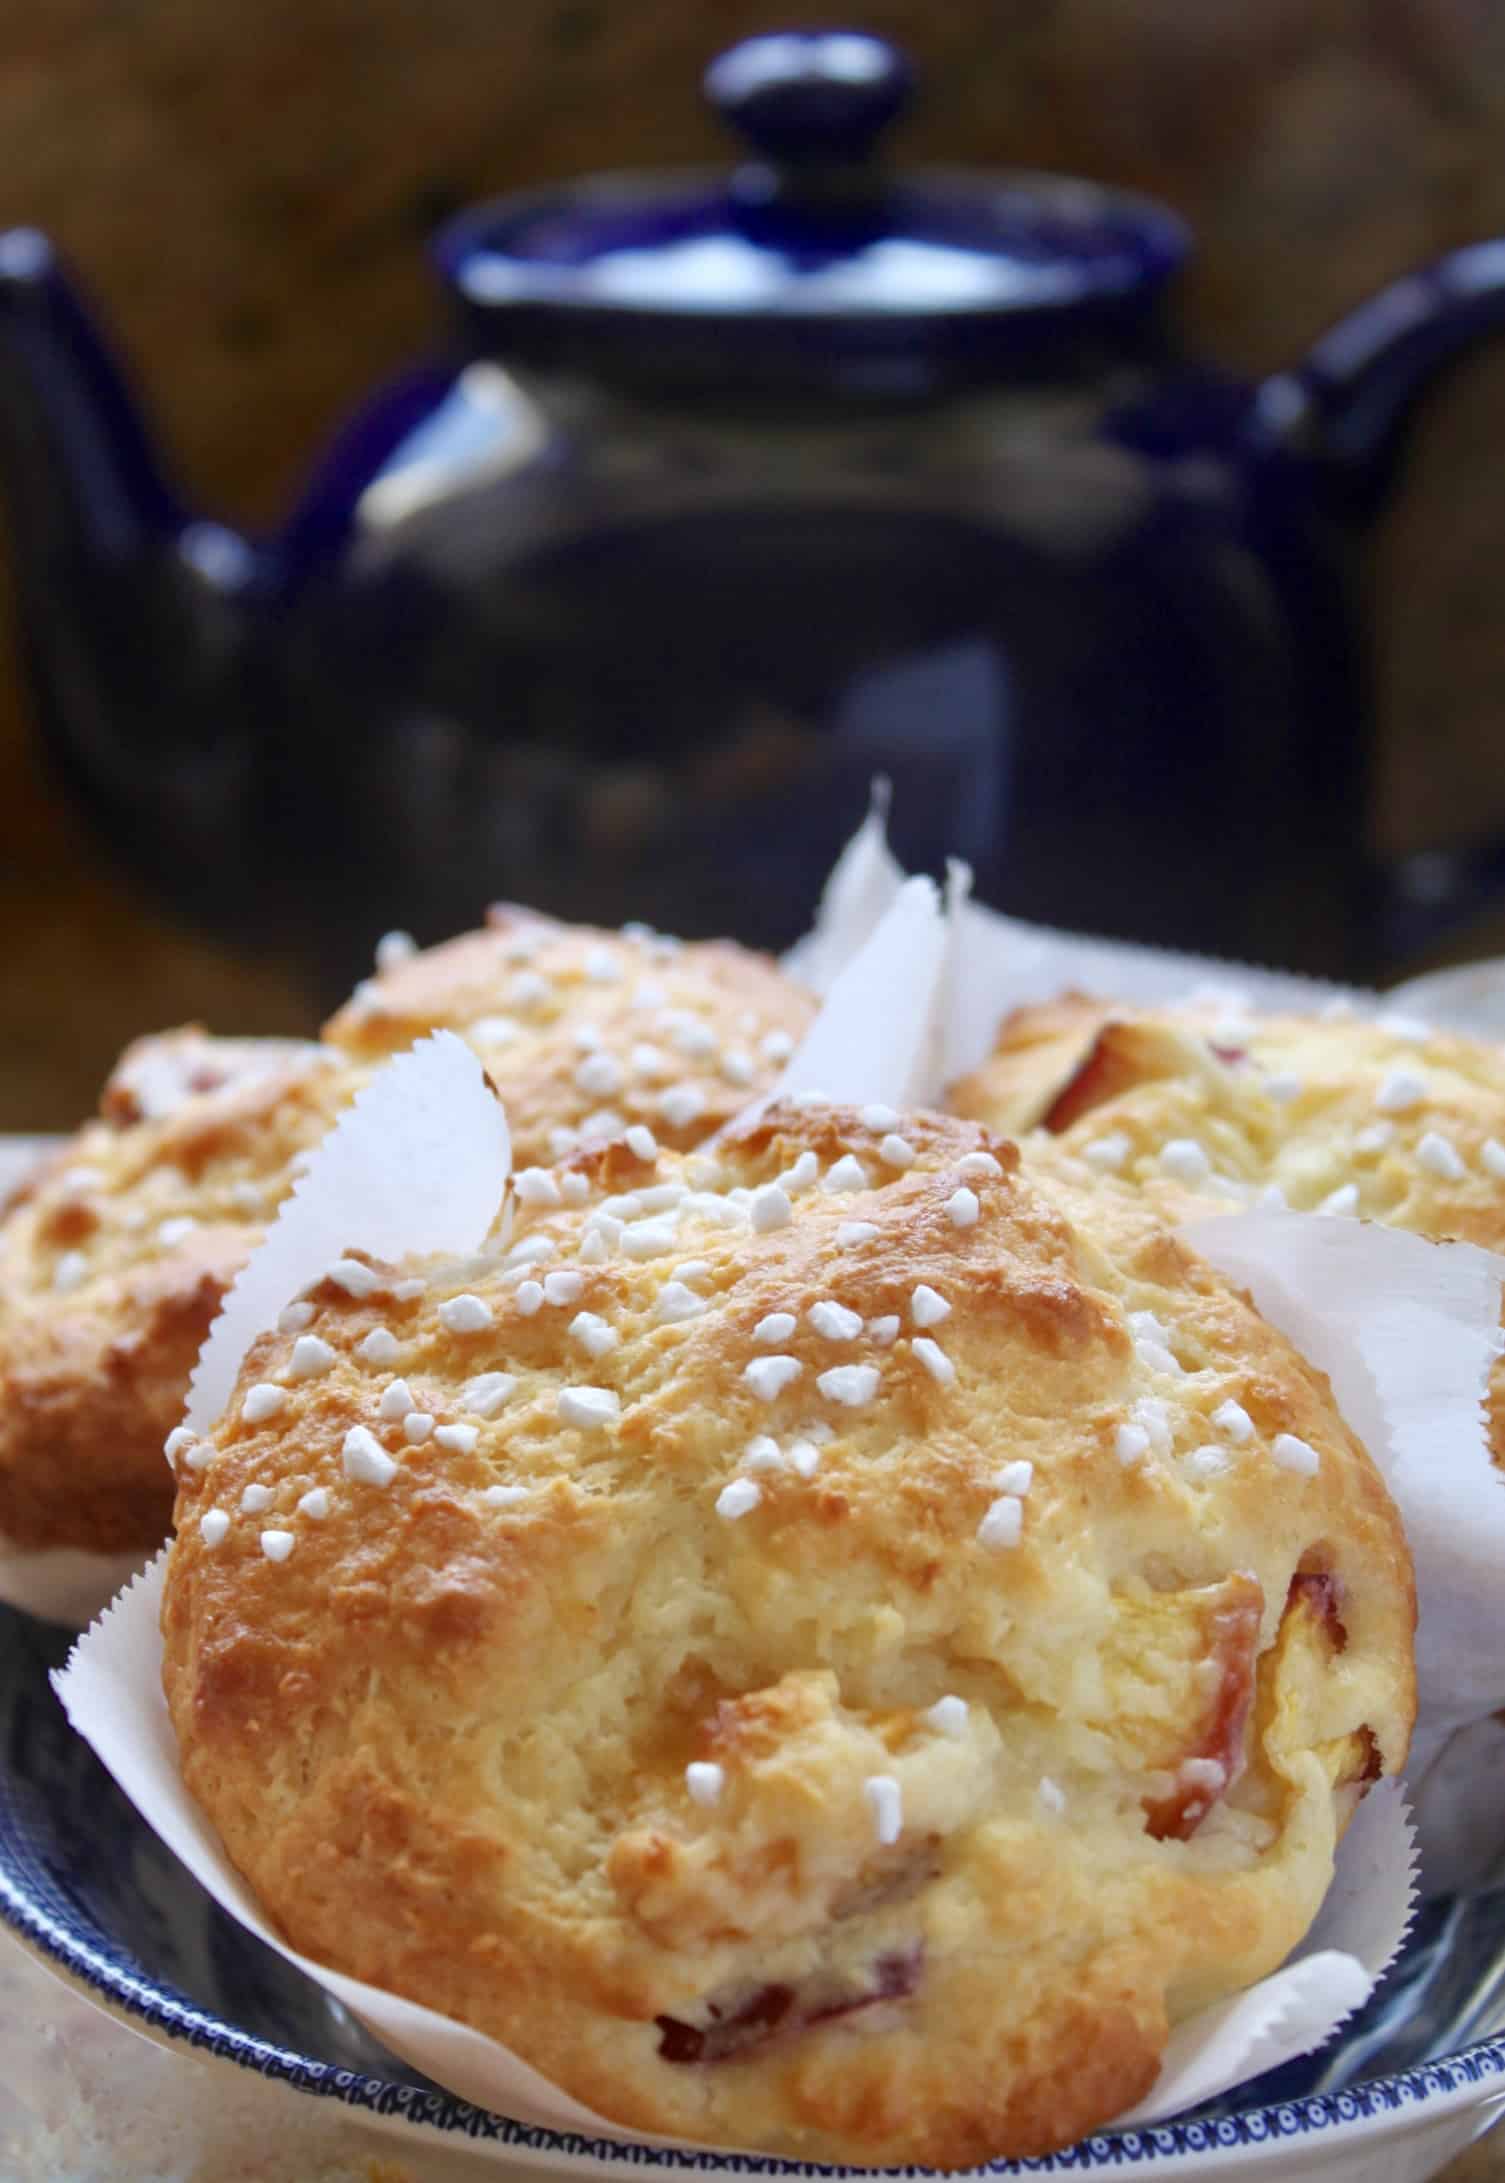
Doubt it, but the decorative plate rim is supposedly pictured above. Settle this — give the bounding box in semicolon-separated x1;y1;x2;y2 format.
3;1849;1504;2176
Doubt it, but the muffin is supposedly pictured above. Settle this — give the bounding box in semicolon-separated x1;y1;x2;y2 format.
950;994;1505;1464
323;909;816;1170
0;1042;361;1556
161;1102;1413;2167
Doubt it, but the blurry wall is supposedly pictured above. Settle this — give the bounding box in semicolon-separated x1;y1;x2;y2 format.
3;0;1505;1122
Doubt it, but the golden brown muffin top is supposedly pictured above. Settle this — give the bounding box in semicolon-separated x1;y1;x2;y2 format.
163;1100;1413;2167
323;908;816;1171
950;992;1505;1253
952;992;1505;1473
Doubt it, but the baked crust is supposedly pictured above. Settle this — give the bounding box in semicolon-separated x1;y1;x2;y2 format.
323;910;816;1171
162;1103;1414;2166
951;995;1505;1464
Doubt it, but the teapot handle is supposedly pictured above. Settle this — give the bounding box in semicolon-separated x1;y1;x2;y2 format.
1256;239;1505;970
1257;240;1505;519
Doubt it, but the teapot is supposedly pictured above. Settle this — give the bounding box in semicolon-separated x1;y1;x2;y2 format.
4;28;1505;997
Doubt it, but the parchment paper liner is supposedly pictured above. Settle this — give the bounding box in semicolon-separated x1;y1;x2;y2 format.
52;930;1445;2156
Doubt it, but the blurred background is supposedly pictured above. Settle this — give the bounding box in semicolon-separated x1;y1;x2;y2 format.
5;0;1505;1125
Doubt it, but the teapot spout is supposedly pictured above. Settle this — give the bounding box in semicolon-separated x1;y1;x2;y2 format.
0;228;183;553
1256;241;1505;519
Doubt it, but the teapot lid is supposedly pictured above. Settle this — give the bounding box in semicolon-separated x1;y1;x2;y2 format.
434;31;1189;392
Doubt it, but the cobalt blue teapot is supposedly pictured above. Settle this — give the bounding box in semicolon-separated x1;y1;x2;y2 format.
4;28;1505;995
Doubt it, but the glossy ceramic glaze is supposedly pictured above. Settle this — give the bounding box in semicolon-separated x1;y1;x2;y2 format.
1;1595;1503;2177
5;35;1505;994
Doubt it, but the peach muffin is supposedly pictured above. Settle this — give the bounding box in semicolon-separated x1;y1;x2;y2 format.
162;1101;1413;2166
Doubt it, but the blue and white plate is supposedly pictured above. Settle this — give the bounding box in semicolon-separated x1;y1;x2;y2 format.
2;1597;1503;2179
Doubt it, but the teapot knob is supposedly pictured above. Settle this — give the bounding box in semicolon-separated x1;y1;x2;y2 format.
704;31;914;170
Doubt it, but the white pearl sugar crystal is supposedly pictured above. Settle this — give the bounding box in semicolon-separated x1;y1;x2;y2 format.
242;1383;287;1425
912;1338;955;1387
910;1284;950;1327
1376;1067;1428;1114
864;1774;903;1846
439;1294;493;1334
287;1335;336;1380
1212;1399;1254;1443
808;1299;862;1341
716;1477;761;1521
744;1355;803;1401
817;1363;880;1407
823;1155;869;1195
654;1281;706;1324
1417;1131;1467;1182
686;1761;724;1806
925;1695;969;1737
1115;1423;1150;1467
750;1185;792;1233
342;1426;398;1487
462;1372;516;1418
557;1386;620;1429
977;1495;1023;1548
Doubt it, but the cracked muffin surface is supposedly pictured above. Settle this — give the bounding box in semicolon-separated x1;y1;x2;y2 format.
162;1101;1414;2167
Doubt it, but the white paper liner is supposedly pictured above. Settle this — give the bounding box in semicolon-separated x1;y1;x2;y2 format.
1385;953;1505;1039
1117;1781;1416;2125
186;1029;511;1435
1183;1210;1505;1785
781;783;905;998
942;901;1358;1085
1412;1714;1505;1897
773;874;949;1110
